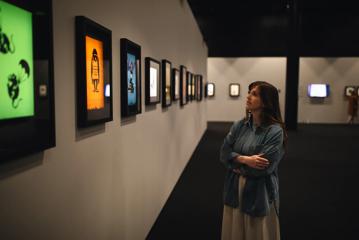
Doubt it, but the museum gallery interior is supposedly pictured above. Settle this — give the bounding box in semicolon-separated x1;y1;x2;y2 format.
0;0;358;239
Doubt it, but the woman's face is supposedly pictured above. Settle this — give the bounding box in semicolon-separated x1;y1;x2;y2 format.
246;86;263;112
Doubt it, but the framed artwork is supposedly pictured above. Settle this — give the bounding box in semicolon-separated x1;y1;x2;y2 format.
229;83;240;97
172;68;180;101
120;38;141;117
191;74;196;101
187;71;192;102
180;65;187;106
196;75;203;101
75;16;113;127
344;86;356;97
0;0;55;161
145;57;160;105
206;83;215;97
162;59;172;107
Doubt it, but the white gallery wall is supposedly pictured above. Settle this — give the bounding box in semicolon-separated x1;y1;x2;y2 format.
0;1;207;240
207;58;287;122
298;58;359;123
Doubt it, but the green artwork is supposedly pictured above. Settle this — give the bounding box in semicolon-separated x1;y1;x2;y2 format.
0;1;34;120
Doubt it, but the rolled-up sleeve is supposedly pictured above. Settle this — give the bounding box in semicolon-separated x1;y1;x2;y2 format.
220;121;243;169
240;125;284;177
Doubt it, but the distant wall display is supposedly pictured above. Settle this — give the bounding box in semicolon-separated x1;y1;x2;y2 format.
76;16;113;127
121;38;141;117
308;84;329;98
229;83;240;97
180;65;187;106
0;0;34;120
172;68;180;101
162;59;172;107
344;86;358;97
196;75;203;101
0;0;55;161
145;57;160;105
206;83;215;97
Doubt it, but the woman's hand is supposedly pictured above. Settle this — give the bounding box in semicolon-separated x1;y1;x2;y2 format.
236;154;269;169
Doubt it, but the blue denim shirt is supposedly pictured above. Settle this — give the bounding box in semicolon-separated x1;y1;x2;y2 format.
220;118;284;217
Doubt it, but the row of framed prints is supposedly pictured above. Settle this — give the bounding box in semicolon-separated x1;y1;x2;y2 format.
76;16;207;128
203;83;241;97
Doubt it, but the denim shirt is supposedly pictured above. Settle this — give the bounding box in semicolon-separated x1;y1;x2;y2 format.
220;118;284;217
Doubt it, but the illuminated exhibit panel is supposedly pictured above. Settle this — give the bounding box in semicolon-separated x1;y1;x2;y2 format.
180;65;187;106
76;16;113;127
173;68;180;100
308;84;329;98
120;38;141;117
127;53;137;106
85;36;104;110
207;83;215;97
1;0;55;161
162;59;171;107
144;57;160;105
229;83;240;97
150;66;158;97
0;1;34;120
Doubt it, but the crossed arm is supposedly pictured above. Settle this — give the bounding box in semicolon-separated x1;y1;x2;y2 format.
220;123;284;178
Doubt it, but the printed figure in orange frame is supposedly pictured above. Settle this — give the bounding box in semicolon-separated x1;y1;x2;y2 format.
86;35;104;110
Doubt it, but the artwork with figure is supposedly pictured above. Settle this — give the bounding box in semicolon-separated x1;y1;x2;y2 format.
0;1;34;120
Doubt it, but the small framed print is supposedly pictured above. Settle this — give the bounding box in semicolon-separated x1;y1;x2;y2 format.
120;38;142;117
172;68;180;101
162;59;172;107
180;65;188;106
196;75;203;101
76;16;113;127
187;71;192;102
191;74;196;101
145;57;160;105
206;83;215;97
229;83;240;97
344;86;356;97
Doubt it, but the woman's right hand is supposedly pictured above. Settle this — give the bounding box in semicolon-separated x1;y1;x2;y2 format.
236;154;269;169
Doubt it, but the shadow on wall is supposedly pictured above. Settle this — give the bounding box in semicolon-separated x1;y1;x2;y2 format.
0;152;44;180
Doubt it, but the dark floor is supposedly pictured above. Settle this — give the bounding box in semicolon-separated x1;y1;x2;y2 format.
146;122;359;240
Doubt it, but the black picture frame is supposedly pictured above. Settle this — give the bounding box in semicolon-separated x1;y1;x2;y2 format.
120;38;141;117
196;75;203;101
187;71;192;102
162;59;172;107
191;73;196;101
344;86;357;97
172;68;180;101
75;16;113;128
180;65;188;106
145;57;160;105
0;0;55;161
206;83;215;97
229;83;240;97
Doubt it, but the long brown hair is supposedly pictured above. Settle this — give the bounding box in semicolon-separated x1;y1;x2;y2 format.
248;81;288;145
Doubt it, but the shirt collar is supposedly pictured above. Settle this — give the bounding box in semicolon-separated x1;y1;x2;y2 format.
245;114;270;131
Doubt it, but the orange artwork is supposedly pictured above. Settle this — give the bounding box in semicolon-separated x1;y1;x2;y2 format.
86;35;104;110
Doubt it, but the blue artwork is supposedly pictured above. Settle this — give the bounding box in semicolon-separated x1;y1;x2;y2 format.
127;53;136;106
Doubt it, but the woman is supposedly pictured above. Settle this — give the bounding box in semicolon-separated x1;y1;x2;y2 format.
220;81;287;240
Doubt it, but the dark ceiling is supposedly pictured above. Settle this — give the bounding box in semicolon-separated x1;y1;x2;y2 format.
187;0;359;57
